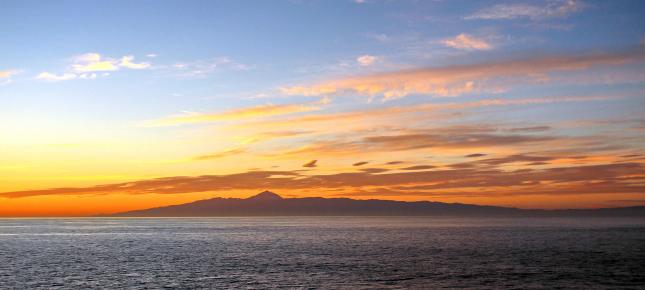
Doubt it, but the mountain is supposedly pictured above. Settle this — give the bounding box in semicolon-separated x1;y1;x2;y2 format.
110;191;645;217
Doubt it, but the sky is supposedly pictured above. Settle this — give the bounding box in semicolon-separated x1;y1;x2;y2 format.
1;0;644;216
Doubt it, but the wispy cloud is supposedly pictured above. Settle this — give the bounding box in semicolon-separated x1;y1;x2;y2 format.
228;95;621;141
0;70;19;78
363;133;554;151
216;94;626;167
279;132;555;157
302;160;317;167
357;55;379;66
367;33;389;43
35;72;77;82
441;34;492;50
192;148;246;161
72;53;150;72
466;0;585;20
508;126;551;133
119;55;151;69
144;97;330;127
0;69;20;85
281;49;644;101
2;162;641;203
35;52;150;82
71;53;119;73
171;57;250;78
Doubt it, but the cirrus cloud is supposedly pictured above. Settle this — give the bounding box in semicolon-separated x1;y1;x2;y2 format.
466;0;585;20
35;72;77;82
0;69;20;85
281;49;644;101
143;97;330;127
357;55;378;66
441;34;492;51
35;52;151;82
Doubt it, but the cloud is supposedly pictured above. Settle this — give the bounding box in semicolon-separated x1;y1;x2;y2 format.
303;160;317;167
238;131;314;145
71;53;119;73
357;55;378;66
508;126;551;132
79;73;97;80
247;131;315;146
441;34;492;50
0;69;20;85
400;165;435;170
367;33;389;42
36;53;151;82
35;72;77;82
171;57;250;77
281;49;644;101
144;97;329;127
605;199;645;205
225;94;621;154
475;154;554;166
621;154;641;158
0;70;18;79
2;162;642;201
192;148;246;161
353;161;369;166
360;168;389;173
279;132;556;157
362;133;555;151
119;55;151;69
465;153;487;158
466;0;584;20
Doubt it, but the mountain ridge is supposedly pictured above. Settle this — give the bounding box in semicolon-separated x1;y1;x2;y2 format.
110;191;645;217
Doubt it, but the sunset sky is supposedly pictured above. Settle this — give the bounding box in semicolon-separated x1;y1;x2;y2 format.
1;0;644;216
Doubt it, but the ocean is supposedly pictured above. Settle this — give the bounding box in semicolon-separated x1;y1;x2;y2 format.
1;217;644;289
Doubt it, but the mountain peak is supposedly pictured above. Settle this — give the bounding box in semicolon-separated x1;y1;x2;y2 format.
247;190;283;201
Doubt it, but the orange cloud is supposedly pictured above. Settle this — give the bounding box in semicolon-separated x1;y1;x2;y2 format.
192;148;246;161
303;160;317;167
441;33;492;50
281;49;644;100
0;70;18;78
357;54;378;66
144;97;329;126
227;95;619;145
277;132;555;157
2;162;642;206
0;69;20;85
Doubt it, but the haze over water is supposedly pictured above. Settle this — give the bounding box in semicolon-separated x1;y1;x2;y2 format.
2;217;644;289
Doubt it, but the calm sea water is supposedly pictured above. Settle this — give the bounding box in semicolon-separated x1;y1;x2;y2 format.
1;217;644;289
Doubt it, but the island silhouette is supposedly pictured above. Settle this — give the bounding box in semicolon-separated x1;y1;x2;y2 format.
111;191;645;217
